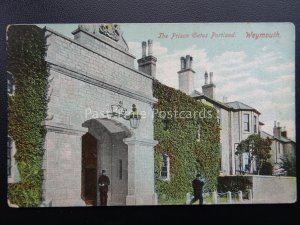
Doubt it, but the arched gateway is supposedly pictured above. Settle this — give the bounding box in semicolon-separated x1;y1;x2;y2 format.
81;118;132;206
42;24;158;206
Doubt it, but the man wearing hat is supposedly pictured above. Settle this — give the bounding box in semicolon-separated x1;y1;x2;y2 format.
190;173;205;205
98;169;110;206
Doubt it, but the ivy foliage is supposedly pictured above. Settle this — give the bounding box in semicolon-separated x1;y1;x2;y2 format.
7;25;49;207
153;80;220;201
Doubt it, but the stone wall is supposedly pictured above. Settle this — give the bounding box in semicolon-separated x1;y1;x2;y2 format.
219;107;230;174
252;175;296;203
42;26;157;206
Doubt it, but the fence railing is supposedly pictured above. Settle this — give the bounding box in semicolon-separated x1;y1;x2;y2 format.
186;189;253;204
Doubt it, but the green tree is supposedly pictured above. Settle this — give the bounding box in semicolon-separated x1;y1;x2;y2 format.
235;134;272;175
279;154;296;176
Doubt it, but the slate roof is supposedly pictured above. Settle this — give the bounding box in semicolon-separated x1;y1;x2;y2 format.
193;94;260;114
260;131;295;143
224;101;258;112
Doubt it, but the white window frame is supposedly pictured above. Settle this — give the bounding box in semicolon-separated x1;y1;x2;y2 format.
254;115;257;133
7;71;15;96
7;136;20;184
160;153;170;181
243;113;250;132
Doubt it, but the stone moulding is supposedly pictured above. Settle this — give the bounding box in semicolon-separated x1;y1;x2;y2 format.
42;121;88;135
48;63;158;105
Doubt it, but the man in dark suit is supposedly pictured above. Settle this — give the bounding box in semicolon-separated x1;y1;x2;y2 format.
98;169;110;206
190;173;205;205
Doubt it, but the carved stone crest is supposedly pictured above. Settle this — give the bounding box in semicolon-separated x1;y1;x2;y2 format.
79;24;121;41
99;24;121;41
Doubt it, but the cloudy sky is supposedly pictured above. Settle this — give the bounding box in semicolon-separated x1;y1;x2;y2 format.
37;23;295;139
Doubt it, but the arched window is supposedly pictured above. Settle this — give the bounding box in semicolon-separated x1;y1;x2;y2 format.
161;153;170;180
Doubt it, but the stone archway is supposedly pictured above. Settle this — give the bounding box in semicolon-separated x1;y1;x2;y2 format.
81;118;132;206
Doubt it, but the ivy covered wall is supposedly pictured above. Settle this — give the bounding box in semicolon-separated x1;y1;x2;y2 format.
153;80;220;201
7;25;49;207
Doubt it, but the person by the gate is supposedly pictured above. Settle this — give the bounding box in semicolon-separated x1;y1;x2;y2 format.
98;169;110;206
190;173;205;205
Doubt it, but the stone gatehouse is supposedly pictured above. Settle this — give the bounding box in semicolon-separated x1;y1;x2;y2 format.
42;24;158;206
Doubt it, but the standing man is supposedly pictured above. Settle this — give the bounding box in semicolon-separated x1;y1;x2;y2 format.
98;169;110;206
190;174;205;205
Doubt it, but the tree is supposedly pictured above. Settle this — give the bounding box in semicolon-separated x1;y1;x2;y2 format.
235;134;272;175
279;154;296;176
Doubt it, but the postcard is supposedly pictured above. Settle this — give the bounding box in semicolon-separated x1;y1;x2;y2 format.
6;23;296;207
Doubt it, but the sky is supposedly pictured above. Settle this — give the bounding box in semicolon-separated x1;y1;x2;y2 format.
37;23;295;140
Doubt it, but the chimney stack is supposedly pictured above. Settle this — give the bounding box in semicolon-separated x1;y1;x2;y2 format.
178;55;195;95
142;41;147;57
202;71;216;99
281;126;287;138
137;39;157;77
204;71;208;84
148;39;153;56
209;72;214;84
273;120;282;139
180;57;185;70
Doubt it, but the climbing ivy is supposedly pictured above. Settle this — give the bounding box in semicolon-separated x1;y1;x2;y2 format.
7;25;49;207
153;80;220;201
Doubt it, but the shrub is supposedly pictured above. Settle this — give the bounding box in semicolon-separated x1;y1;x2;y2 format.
260;161;273;175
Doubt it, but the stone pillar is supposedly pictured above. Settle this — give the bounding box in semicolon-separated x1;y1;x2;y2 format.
42;122;88;206
238;191;243;202
248;189;253;202
227;191;232;203
124;135;158;205
186;193;192;205
212;191;218;204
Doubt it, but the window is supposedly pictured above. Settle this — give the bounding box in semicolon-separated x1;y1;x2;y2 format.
7;137;12;177
278;142;281;154
119;159;122;180
217;110;221;125
196;125;201;142
7;72;15;95
161;153;170;180
254;116;257;133
243;153;249;172
243;114;250;131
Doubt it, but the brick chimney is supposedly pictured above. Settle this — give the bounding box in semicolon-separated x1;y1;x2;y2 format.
178;55;195;95
137;39;157;78
202;71;216;99
273;121;282;139
281;126;287;138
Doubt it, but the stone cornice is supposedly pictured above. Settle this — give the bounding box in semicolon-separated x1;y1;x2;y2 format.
48;63;158;105
124;137;158;147
43;121;88;135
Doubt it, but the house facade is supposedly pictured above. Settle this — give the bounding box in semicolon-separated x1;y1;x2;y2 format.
178;55;262;175
260;121;296;174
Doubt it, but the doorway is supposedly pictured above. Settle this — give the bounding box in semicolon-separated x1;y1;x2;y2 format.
81;132;97;206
